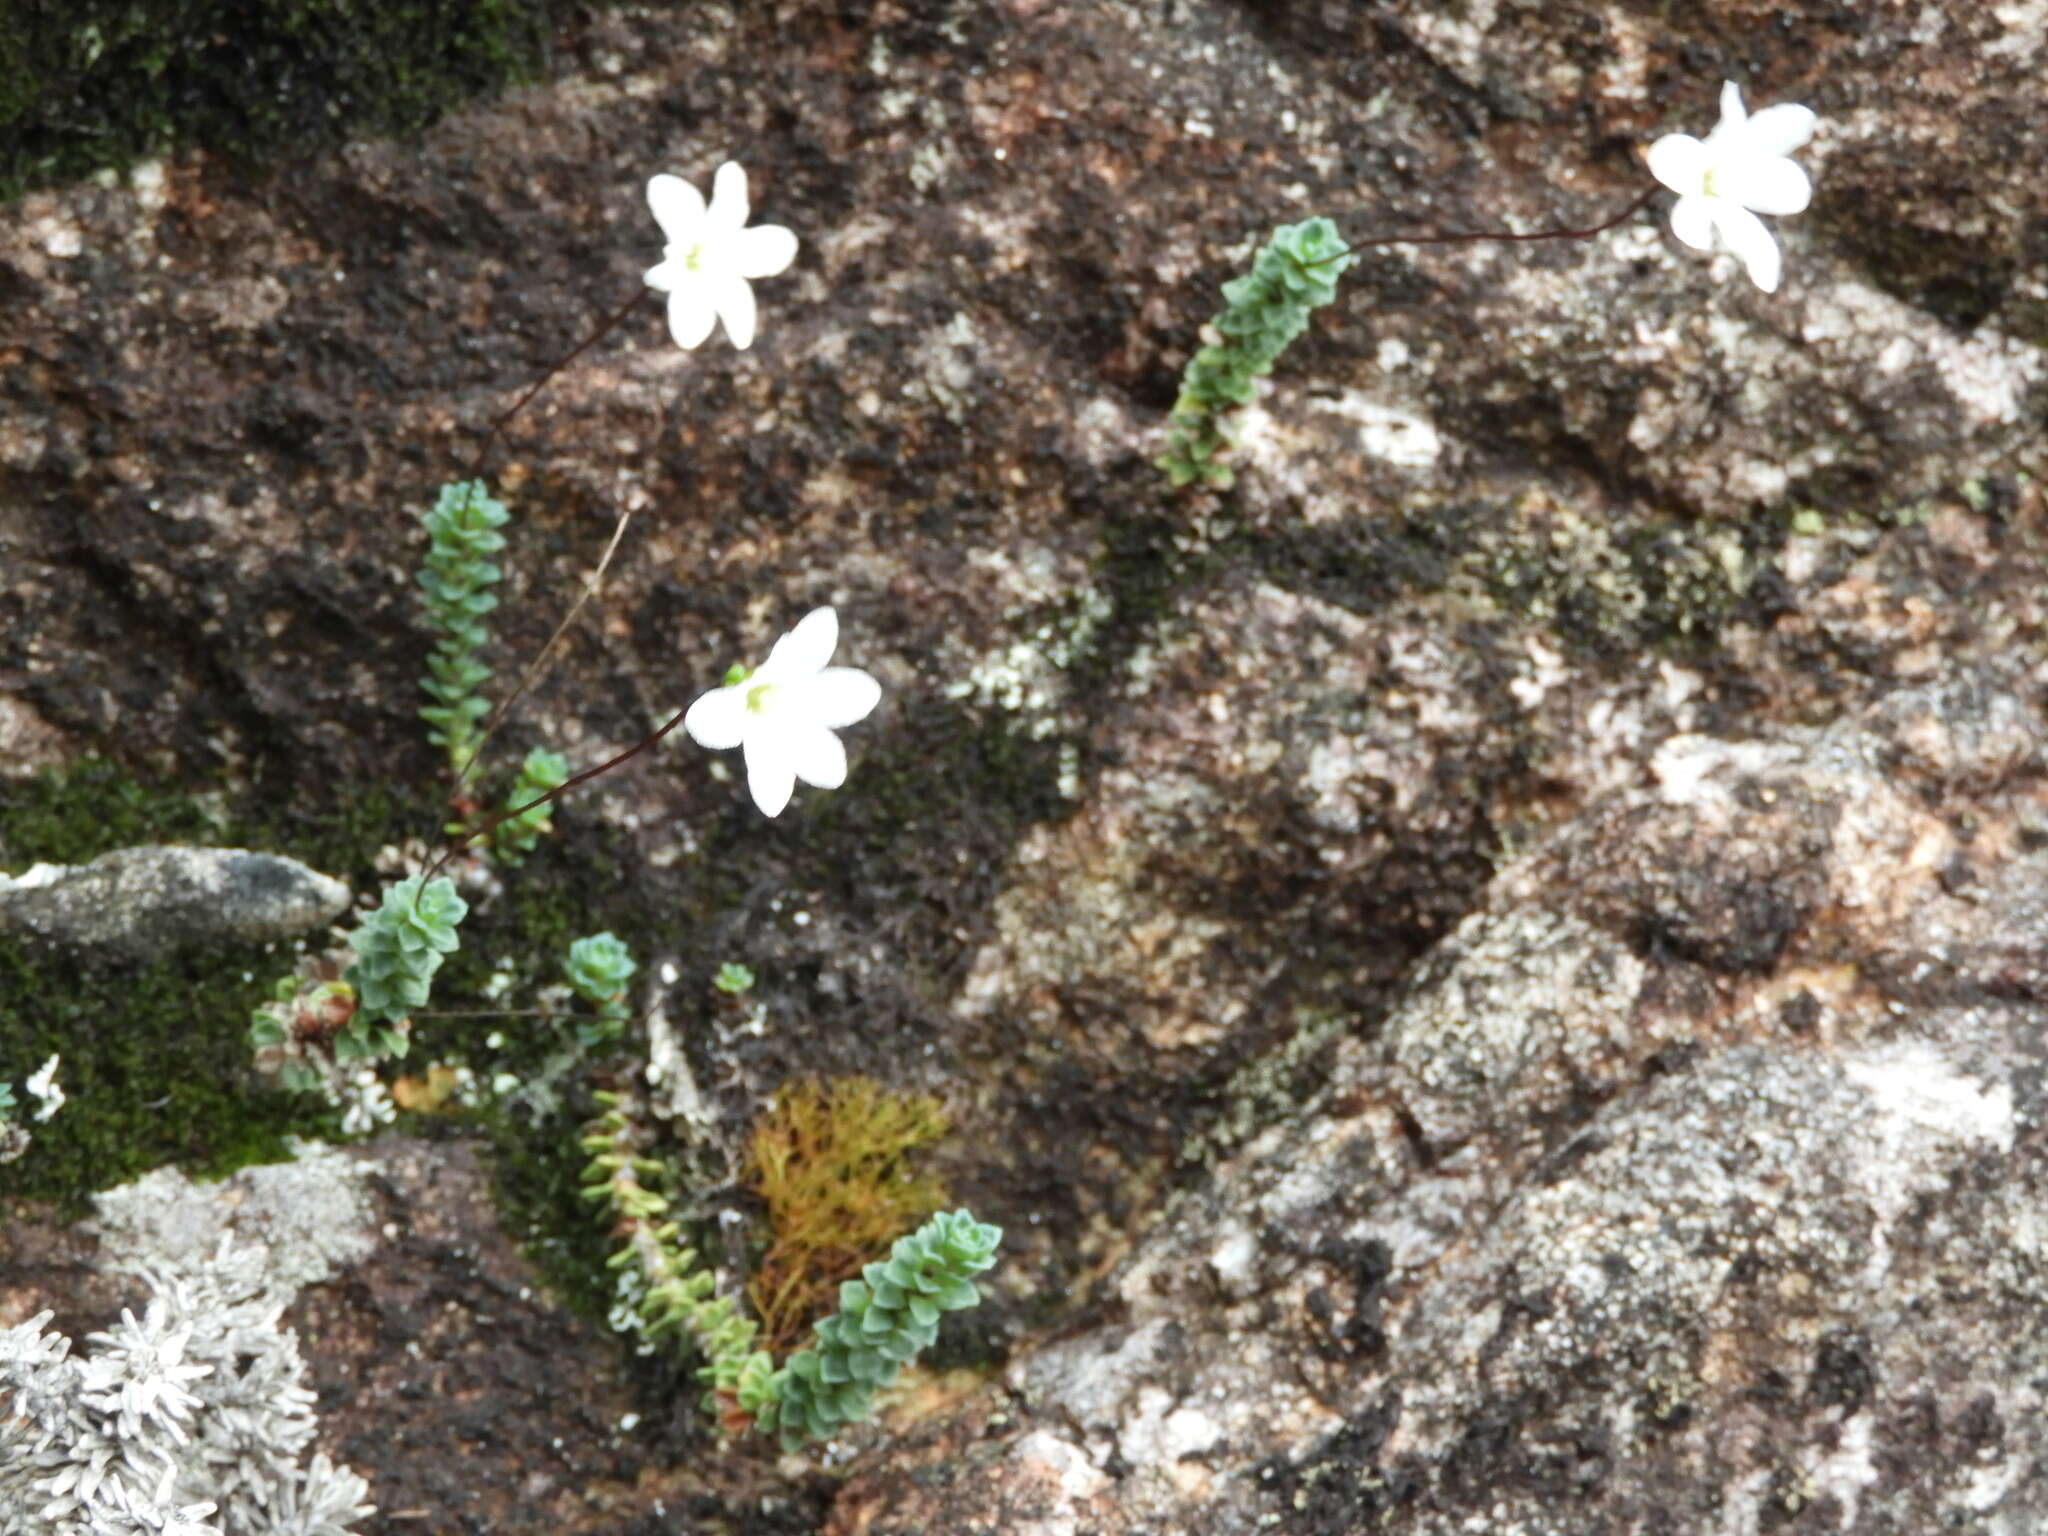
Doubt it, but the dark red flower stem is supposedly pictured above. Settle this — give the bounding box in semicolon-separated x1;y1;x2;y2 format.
418;698;693;890
466;285;649;481
1302;184;1659;267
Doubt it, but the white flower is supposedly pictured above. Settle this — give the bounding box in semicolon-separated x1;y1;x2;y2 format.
25;1053;64;1121
337;1069;395;1137
642;162;799;350
684;607;882;818
1647;81;1817;293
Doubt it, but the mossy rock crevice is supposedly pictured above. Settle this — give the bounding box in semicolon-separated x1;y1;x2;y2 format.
0;0;561;202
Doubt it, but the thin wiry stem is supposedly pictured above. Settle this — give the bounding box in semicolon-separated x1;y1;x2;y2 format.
419;698;694;890
467;285;647;481
1304;184;1659;267
455;507;637;790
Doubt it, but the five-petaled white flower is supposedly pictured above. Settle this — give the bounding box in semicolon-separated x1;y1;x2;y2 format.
684;607;882;818
1647;81;1817;294
643;162;799;350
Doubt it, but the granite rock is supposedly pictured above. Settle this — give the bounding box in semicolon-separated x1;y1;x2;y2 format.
0;0;2044;1532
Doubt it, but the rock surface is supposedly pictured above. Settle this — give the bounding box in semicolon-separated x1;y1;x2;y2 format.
841;672;2048;1534
0;845;351;958
2;0;2046;1533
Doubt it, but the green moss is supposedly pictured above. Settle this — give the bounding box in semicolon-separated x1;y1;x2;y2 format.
487;1096;623;1328
1;756;437;889
0;760;222;870
743;1077;951;1355
1192;489;1757;662
1439;496;1754;656
0;934;320;1215
0;758;449;1211
0;0;556;203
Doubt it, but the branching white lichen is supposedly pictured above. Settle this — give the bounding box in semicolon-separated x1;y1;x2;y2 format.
0;1244;371;1536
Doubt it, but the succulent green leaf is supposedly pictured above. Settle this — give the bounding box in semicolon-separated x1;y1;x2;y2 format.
492;746;570;865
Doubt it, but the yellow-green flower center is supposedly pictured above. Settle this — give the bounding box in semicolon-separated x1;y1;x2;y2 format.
746;682;782;714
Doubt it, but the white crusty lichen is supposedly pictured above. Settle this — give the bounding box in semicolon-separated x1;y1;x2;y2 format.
0;1243;372;1536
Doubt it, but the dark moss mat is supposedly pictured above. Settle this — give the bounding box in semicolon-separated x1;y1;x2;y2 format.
0;0;596;202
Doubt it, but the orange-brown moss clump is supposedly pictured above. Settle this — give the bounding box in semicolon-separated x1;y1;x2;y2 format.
744;1077;951;1353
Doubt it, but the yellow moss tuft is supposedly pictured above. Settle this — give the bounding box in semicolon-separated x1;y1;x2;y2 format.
743;1077;951;1353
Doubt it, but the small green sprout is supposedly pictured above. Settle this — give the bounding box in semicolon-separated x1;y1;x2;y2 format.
1158;218;1354;489
492;746;569;864
565;932;636;1046
417;479;511;777
713;961;757;995
339;876;467;1060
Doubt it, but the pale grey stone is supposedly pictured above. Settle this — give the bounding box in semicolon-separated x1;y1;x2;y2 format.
0;847;349;960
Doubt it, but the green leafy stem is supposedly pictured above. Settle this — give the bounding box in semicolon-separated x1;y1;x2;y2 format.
491;747;569;864
1155;189;1663;490
417;479;511;777
1157;218;1354;489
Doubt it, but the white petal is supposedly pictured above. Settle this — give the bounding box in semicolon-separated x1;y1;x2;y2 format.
684;685;749;750
708;161;750;233
712;273;758;350
1734;155;1811;216
666;283;718;349
731;223;799;279
1711;203;1783;292
743;729;797;817
756;607;839;683
1667;195;1718;252
643;259;681;294
646;174;705;244
786;725;848;789
1646;134;1709;196
1736;103;1818;159
1718;80;1747;131
790;667;881;729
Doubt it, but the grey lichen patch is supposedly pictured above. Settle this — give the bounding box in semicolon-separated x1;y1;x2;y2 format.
1445;490;1755;657
852;659;2048;1531
0;846;351;961
1377;909;1650;1151
1380;1030;2029;1533
1180;1009;1349;1167
945;579;1114;765
0;1240;374;1536
90;1140;377;1298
